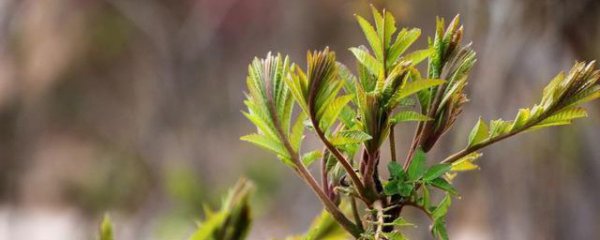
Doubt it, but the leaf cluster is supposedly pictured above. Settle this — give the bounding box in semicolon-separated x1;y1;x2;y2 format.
241;6;600;240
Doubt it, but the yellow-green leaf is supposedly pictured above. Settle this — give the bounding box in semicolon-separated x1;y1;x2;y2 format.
302;150;323;167
99;214;114;240
467;118;489;147
451;152;482;172
349;47;383;79
401;48;434;66
355;14;383;60
390;111;432;124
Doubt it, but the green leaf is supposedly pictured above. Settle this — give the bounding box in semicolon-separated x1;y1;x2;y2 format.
398;182;414;197
423;164;451;182
349;47;383;78
320;95;353;130
431;219;449;240
302;150;323;167
285;66;309;113
384;179;414;197
240;134;290;161
355;14;383;60
330;130;372;146
407;149;427;181
388;28;421;67
99;214;114;240
489;119;512;138
189;212;227;240
290;112;307;152
383;10;397;49
467;117;489;147
430;178;458;195
431;194;451;220
303;209;348;240
390;111;432;124
387;161;405;179
451;152;482;172
387;79;446;108
391;217;414;228
402;49;434;66
383;232;408;240
537;107;588;126
511;108;531;130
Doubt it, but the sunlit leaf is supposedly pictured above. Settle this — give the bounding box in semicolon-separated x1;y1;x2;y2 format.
451;152;482;172
330;130;372;146
467;118;489;147
302;150;323;167
349;47;382;78
390;111;432;124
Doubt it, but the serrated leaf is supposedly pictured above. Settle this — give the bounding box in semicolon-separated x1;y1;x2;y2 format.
387;161;405;179
355;15;383;60
99;214;114;240
387;79;446;109
320;95;353;130
423;164;451;182
240;134;289;160
349;47;383;78
285;66;309;113
430;178;458;196
538;107;588;125
383;10;397;49
388;28;421;67
402;49;434;66
302;150;322;167
467;118;489;147
451;152;482;172
390;111;432;124
408;149;427;181
330;130;372;146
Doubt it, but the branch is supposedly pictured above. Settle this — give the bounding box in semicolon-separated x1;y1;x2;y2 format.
312;118;372;204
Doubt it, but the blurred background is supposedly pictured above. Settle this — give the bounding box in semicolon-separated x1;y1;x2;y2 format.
0;0;599;239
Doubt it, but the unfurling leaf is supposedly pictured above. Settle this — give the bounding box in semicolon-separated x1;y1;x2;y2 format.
303;209;348;240
99;214;114;240
467;118;489;147
190;179;254;240
451;152;482;172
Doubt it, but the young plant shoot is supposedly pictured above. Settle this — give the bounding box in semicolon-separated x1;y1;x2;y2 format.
241;7;600;240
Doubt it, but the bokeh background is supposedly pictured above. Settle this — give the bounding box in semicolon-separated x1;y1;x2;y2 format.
0;0;599;239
